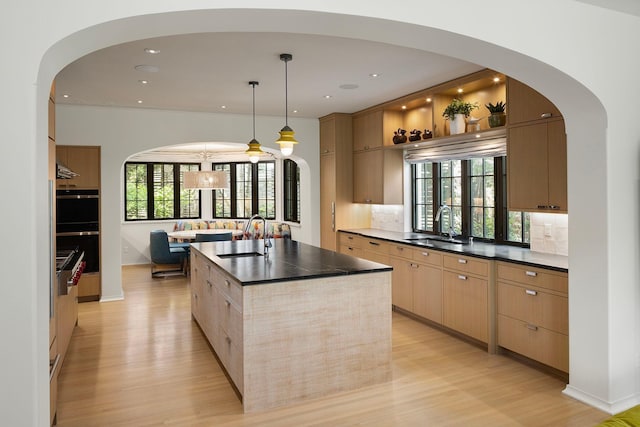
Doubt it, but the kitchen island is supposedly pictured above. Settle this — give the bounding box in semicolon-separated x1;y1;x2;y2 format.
190;239;392;413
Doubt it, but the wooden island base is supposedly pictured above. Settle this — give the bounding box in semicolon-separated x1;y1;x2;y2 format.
190;243;392;413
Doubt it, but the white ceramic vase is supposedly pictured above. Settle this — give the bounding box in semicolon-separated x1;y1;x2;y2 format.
450;114;466;135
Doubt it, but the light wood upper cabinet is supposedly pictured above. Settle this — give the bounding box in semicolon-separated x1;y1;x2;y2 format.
507;78;562;125
56;145;101;189
507;119;567;212
319;117;336;154
353;148;403;204
352;109;403;151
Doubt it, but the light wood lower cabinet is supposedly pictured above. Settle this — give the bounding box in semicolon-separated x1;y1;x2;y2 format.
496;262;568;372
77;272;100;301
442;254;490;344
335;232;569;368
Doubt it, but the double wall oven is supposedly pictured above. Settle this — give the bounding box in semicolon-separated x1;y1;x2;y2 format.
56;189;100;275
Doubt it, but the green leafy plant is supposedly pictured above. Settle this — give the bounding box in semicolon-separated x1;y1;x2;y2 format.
485;101;506;114
442;98;479;120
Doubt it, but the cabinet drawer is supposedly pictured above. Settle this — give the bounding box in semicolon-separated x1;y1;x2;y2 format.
412;247;443;267
362;238;389;255
212;272;243;311
497;282;568;334
498;314;568;372
215;287;243;347
388;243;413;259
443;254;489;277
340;244;363;258
339;233;362;248
497;262;567;294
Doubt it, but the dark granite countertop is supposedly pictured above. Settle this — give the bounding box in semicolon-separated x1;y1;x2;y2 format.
191;239;392;286
341;228;568;272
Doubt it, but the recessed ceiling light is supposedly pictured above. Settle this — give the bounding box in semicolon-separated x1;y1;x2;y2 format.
63;94;70;98
426;97;432;103
475;134;481;138
137;100;143;104
139;80;149;84
293;109;298;113
369;73;380;78
324;95;332;99
493;77;500;82
401;105;407;110
457;88;463;93
134;64;160;73
339;84;359;90
414;144;419;148
144;48;160;54
220;105;227;109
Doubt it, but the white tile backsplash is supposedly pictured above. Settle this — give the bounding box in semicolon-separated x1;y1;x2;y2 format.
529;213;569;256
371;205;404;232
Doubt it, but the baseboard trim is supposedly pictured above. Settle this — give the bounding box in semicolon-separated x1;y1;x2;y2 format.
563;384;640;415
100;293;125;303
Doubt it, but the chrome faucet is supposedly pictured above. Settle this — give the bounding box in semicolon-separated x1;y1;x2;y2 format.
434;203;456;241
244;214;272;256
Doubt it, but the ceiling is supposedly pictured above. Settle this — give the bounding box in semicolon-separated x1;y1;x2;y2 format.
55;32;483;120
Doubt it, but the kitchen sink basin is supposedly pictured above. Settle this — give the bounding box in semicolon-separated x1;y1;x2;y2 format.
217;252;264;258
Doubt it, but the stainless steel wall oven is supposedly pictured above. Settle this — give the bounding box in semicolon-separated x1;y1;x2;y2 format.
56;189;100;273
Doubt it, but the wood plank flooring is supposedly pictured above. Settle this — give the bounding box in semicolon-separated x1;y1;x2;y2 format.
56;265;607;426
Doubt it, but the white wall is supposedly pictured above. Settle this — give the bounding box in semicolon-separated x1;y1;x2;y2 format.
56;104;319;298
3;2;640;424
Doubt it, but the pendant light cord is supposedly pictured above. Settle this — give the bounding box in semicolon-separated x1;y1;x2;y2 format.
252;82;256;138
284;58;288;127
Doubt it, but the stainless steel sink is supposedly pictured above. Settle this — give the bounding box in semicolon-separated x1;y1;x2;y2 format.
404;236;468;245
217;252;264;258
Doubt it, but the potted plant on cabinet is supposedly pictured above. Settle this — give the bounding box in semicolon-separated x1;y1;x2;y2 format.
485;101;507;128
442;98;478;135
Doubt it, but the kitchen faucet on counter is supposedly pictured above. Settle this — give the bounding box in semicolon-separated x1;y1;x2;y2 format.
435;203;457;242
243;214;273;256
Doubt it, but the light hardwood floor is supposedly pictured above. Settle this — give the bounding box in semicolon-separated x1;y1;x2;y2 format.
56;265;607;426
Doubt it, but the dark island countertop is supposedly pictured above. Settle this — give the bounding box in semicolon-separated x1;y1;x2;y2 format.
191;238;392;286
340;228;568;272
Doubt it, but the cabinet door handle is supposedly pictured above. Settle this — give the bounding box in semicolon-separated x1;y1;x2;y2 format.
540;112;552;119
347;247;354;251
458;259;467;264
525;289;538;296
525;271;537;277
549;205;560;210
526;324;539;331
368;241;380;246
225;280;230;287
207;280;212;289
396;246;404;252
225;336;232;344
225;299;231;308
410;263;419;269
365;199;372;203
537;205;549;209
347;236;354;240
421;252;429;257
458;275;467;281
331;202;335;231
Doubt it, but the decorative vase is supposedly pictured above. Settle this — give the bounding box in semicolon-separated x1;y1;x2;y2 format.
488;112;506;128
422;129;433;139
409;129;422;142
450;114;466;135
393;128;407;144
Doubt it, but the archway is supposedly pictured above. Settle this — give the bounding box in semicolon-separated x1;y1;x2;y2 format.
28;6;617;425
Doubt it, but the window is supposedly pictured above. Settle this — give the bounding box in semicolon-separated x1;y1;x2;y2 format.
212;161;275;219
283;159;300;223
412;156;529;245
124;162;200;221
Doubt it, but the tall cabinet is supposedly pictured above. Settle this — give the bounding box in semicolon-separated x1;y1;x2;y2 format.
319;114;370;250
